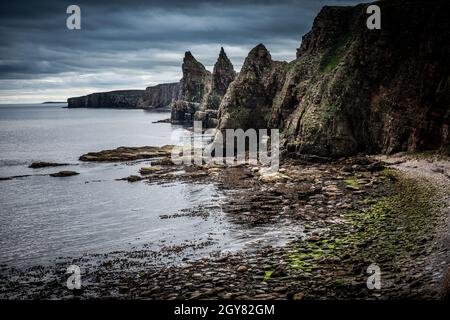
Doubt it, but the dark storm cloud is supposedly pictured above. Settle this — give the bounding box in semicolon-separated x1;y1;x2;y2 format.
0;0;364;102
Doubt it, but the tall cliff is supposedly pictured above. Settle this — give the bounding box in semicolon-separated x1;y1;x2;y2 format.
67;90;145;108
171;51;212;123
218;0;450;157
217;44;287;130
68;83;179;110
142;82;180;109
195;47;236;127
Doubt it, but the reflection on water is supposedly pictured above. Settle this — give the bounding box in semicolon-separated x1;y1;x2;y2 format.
0;104;301;269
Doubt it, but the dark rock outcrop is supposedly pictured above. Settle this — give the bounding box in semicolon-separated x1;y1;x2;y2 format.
179;51;212;103
29;162;69;169
171;51;212;123
196;48;236;127
277;0;450;157
68;83;180;110
49;171;79;177
142;82;180;109
170;100;200;124
217;44;287;130
217;0;450;157
79;145;174;161
67;90;145;109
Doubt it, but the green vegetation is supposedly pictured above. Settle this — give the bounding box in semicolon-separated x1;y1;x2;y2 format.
321;54;341;73
322;104;338;122
320;35;351;73
334;278;347;286
263;270;274;281
344;178;360;188
287;60;302;72
286;170;441;277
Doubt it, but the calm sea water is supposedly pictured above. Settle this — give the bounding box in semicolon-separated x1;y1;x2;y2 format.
0;104;301;269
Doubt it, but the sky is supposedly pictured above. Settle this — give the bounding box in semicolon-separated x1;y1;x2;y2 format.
0;0;364;103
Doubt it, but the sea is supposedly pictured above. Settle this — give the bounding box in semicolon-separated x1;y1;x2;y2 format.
0;104;301;269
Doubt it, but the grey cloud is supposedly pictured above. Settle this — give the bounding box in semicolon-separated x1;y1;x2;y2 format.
0;0;364;102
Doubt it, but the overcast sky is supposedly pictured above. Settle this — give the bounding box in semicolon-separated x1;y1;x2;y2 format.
0;0;363;103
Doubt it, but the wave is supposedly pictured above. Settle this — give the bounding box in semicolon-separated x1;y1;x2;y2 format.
0;159;29;167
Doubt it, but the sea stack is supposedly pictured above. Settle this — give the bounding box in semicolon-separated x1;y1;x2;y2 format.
170;51;212;123
195;47;236;128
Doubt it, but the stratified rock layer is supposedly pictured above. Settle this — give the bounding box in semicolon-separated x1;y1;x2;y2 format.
67;90;145;108
180;51;212;103
171;52;212;123
142;83;180;109
217;43;287;130
218;0;450;157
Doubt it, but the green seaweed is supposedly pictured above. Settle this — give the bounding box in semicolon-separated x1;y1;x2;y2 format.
286;170;442;279
263;270;274;281
344;178;360;188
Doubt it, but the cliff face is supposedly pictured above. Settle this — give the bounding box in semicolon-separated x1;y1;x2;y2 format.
180;51;212;103
142;82;180;109
217;44;287;130
281;0;449;157
218;0;450;157
171;52;212;123
171;49;236;125
68;83;180;110
196;48;236;127
67;90;145;108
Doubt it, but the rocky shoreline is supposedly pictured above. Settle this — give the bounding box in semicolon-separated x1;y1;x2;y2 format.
3;0;450;299
1;149;449;300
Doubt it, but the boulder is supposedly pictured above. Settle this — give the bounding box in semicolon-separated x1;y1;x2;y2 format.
49;171;79;177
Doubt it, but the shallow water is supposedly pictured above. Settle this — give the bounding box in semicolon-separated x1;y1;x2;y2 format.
0;104;302;269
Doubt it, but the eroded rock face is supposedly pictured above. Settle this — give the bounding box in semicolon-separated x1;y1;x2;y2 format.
170;100;199;124
196;47;236;127
180;51;212;103
67;90;145;108
142;83;180;109
217;44;287;130
171;51;212;123
213;48;236;95
217;0;449;157
274;0;450;157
